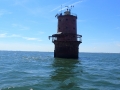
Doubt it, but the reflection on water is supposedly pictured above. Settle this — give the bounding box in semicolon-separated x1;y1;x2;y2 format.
51;58;83;90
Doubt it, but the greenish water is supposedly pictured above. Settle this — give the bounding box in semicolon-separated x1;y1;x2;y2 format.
0;51;120;90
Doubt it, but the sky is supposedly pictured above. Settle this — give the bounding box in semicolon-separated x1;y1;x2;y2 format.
0;0;120;53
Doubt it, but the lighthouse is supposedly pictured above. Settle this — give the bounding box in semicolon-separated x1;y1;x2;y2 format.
49;7;82;59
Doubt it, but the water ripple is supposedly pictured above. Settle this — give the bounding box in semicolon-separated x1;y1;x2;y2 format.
0;52;120;90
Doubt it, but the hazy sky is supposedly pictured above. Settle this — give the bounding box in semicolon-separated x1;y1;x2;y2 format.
0;0;120;53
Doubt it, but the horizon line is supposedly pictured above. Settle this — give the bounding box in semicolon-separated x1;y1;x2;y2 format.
0;50;119;53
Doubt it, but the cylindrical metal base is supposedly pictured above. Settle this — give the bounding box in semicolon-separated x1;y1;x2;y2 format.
53;41;81;59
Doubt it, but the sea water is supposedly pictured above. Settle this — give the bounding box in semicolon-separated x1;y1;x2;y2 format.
0;51;120;90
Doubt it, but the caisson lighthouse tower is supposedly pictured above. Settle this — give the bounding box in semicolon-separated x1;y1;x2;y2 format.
49;6;82;59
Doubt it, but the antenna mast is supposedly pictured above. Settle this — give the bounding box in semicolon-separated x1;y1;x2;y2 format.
65;5;74;12
70;5;74;12
61;5;62;13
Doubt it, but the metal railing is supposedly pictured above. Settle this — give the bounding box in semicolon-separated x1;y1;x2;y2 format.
56;12;77;18
50;35;82;43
